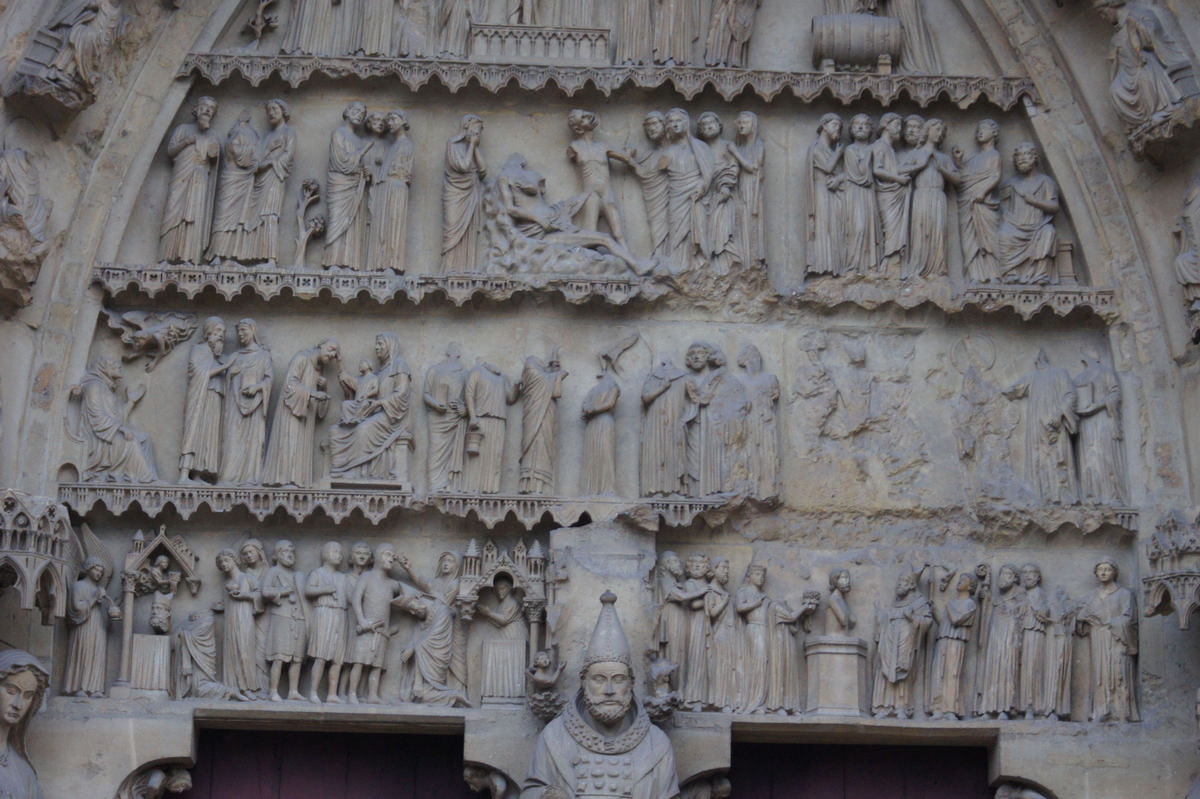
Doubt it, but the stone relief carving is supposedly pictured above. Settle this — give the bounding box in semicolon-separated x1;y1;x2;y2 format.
903;118;958;280
64;555;121;696
68;357;160;483
441;114;488;275
218;318;273;486
261;539;306;701
566;110;635;253
1176;171;1200;334
998;143;1061;284
322;102;374;271
681;775;732;799
160;97;221;264
1144;511;1200;630
348;543;402;704
102;310;198;372
1003;350;1079;506
179;318;229;484
394;587;472;707
116;766;193;799
806;113;844;277
929;570;977;720
305;541;348;703
173;609;248;700
735;562;818;715
0;650;50;799
0;133;54;314
425;343;469;493
247;99;296;264
369;110;413;272
977;563;1022;719
1073;348;1127;505
292;178;325;266
580;336;637;497
475;572;529;703
683;342;747;498
871;567;932;719
212;547;262;698
261;338;340;488
464;765;519;799
1078;556;1139;722
1016;563;1049;720
519;349;567;495
825;568;856;634
330;332;414;487
463;361;520;494
954;119;1002;284
208;110;260;263
527;648;567;722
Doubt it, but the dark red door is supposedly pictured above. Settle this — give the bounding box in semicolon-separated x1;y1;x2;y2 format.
732;743;990;799
179;729;477;799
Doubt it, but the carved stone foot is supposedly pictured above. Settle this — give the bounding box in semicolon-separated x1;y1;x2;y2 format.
309;693;321;705
270;692;283;702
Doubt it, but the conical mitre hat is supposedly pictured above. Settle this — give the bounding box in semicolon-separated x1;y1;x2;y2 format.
583;590;632;669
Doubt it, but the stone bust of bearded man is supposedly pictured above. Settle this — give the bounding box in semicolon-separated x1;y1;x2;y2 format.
522;591;679;799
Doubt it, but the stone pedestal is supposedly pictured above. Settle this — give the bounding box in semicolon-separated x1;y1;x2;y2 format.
804;635;869;717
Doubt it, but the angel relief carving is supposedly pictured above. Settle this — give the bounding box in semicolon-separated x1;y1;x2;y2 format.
7;0;125;112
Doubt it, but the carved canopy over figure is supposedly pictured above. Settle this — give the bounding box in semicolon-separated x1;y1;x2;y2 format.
262;338;340;488
442;114;487;274
1078;557;1139;722
330;332;413;483
0;649;51;799
41;0;124;106
519;349;568;495
1004;350;1078;505
160;97;219;264
72;357;159;483
998;143;1060;284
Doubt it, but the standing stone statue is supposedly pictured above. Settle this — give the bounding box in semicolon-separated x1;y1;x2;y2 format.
1017;564;1050;720
1078;556;1139;722
438;0;481;56
72;357;159;483
680;553;714;709
40;0;124;108
160;97;220;263
1073;348;1127;505
686;345;748;497
1045;586;1079;720
237;538;271;695
1003;349;1079;505
64;556;121;697
218;319;272;486
262;338;340;488
283;0;343;54
706;557;737;712
340;542;373;700
998;143;1060;284
520;349;567;495
348;543;401;704
767;587;818;715
953;119;1002;283
977;564;1023;719
179;317;228;484
322;102;374;270
398;551;467;696
475;573;528;702
653;551;688;691
871;112;911;276
213;548;261;698
734;111;766;267
521;591;680;799
356;0;397;55
369;110;414;272
930;571;977;720
697;111;751;276
581;337;635;496
903;118;959;280
641;358;689;496
566;110;636;252
305;541;348;704
441;114;487;274
806;113;845;277
246;99;296;263
887;0;940;72
635;112;670;260
207;110;260;263
738;344;779;501
616;0;654;64
841;114;881;275
735;563;770;713
0;650;50;799
704;0;760;66
872;569;933;719
261;540;306;702
653;0;699;65
464;362;520;494
661;108;713;275
825;569;856;633
330;332;412;483
1175;172;1200;312
424;343;469;493
0;138;53;261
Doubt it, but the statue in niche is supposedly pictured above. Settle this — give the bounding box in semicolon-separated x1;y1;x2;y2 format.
652;551;688;692
886;0;940;72
322;102;374;270
173;610;248;700
697;111;752;276
476;573;528;701
527;649;568;722
734;111;766;267
439;0;484;56
38;0;124;108
998;143;1060;284
1017;563;1050;720
826;568;855;634
767;586;818;715
738;344;778;502
1073;347;1126;505
330;332;413;484
661;108;713;275
566;110;635;252
930;571;977;720
635;112;670;260
441;115;487;274
369;110;413;272
521;591;679;799
872;568;932;719
806;113;845;277
870;113;910;276
464;361;520;494
117;766;193;799
395;590;471;707
246;99;296;264
581;336;637;496
903;118;958;280
218;319;272;486
424;343;469;493
1175;172;1200;313
953;119;1002;283
349;543;402;704
261;338;340;488
64;556;120;696
305;541;348;703
71;357;159;483
0;650;50;799
641;358;689;496
680;553;713;709
686;343;749;497
1077;556;1139;722
398;551;467;695
617;0;653;64
653;0;699;65
340;541;373;700
142;553;181;635
0;136;54;310
238;539;271;694
283;0;342;54
841;114;881;276
213;548;262;699
1045;586;1079;720
735;563;770;713
977;564;1023;719
261;540;306;702
706;557;737;712
519;349;567;495
704;0;759;67
160;97;219;264
207;110;260;263
1003;349;1079;505
179;317;228;484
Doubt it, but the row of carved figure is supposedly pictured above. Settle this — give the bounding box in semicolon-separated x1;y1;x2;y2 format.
72;326;783;501
651;553;1139;723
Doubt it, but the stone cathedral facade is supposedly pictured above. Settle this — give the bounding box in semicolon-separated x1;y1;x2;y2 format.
0;0;1198;796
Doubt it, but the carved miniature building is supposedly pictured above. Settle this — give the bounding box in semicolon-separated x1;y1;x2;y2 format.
1;0;1199;797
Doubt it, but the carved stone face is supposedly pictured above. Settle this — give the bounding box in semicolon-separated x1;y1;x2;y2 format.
643;115;665;143
976;121;997;144
686;555;709;579
928;121;946;145
748;566;765;588
998;566;1017;590
217;552;235;574
851;117;871;141
686;344;708;372
375;336;388;362
662;553;683;577
956;573;972;593
714;560;731;585
324;542;344;567
319;340;340;365
666;111;689;138
903;119;924;147
0;670;39;727
88;563;105;582
824;118;842;140
885;116;903;138
277;544;295;568
533;651;550;669
698;115;721;140
352;544;371;568
836;571;851;592
895;574;916;598
438;553;456;575
266;102;284;126
582;661;633;726
347;104;366;126
1014;146;1037;175
366;112;387;136
736;112;754;137
1095;562;1116;584
494;578;512;600
379;548;397;570
240;545;261;567
236;321;254;346
466;117;484;137
1021;565;1041;589
195;102;216;131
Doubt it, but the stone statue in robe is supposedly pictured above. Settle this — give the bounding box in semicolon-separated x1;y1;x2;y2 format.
179;317;228;483
581;370;620;496
246;99;296;263
806;114;845;277
887;0;940;72
977;564;1024;718
930;572;977;720
261;540;307;702
902;118;959;280
463;362;520;494
870;113;911;276
519;350;567;495
72;357;159;483
738;344;778;502
395;591;471;707
705;558;737;712
653;0;699;65
207;110;259;263
64;557;120;697
680;553;714;708
953;120;1002;283
735;563;770;713
398;551;468;696
998;143;1060;284
0;650;51;799
160;97;219;264
617;0;654;64
767;591;817;714
41;0;124;107
261;338;340;488
0;140;53;255
1098;2;1195;134
1073;349;1127;505
322;103;373;270
653;552;688;692
1003;349;1079;505
424;344;469;493
696;112;752;276
566;109;636;252
283;0;343;54
304;542;348;703
1078;557;1138;722
1045;586;1078;720
704;0;760;67
635;112;670;260
439;0;485;56
329;332;413;483
474;575;528;702
219;319;272;486
659;108;713;275
441;115;487;274
841;114;881;275
369;111;413;272
734;111;766;267
173;610;246;700
1017;564;1050;719
641;359;689;496
214;548;262;696
1174;171;1200;312
685;345;748;497
871;570;932;719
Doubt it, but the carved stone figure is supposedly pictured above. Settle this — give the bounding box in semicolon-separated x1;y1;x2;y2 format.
476;573;528;702
71;357;159;483
441;114;487;274
704;0;759;66
101;309;197;372
1017;563;1049;719
207;110;259;263
734;111;766;267
826;569;855;634
340;541;373;700
580;336;635;496
117;766;193;799
236;539;271;695
520;349;566;495
680;553;712;708
262;338;340;488
616;0;653;64
888;0;940;72
160;97;219;264
1078;556;1139;722
39;0;124;108
143;553;181;635
0;650;50;799
705;557;737;712
635;112;670;260
355;0;397;55
736;563;770;713
841;114;881;275
322;102;373;270
685;344;748;497
954;119;1002;283
173;610;247;700
521;591;680;799
398;550;467;695
218;319;272;486
641;358;689;496
397;0;434;56
871;569;932;719
806;113;845;277
1045;586;1079;720
1175;172;1200;313
0;138;53;312
527;649;568;722
870;112;910;276
179;317;228;483
1073;348;1126;505
654;0;699;65
566;110;635;251
438;0;482;56
977;564;1023;719
697;112;751;276
395;589;471;707
246;99;296;263
213;548;261;698
767;587;817;715
903;118;958;280
369;110;413;272
63;556;120;696
330;333;412;484
261;540;306;701
464;362;519;494
1004;350;1079;505
998;143;1060;284
661;108;713;275
283;0;342;54
653;551;688;692
425;343;469;493
349;543;402;704
930;571;977;720
305;541;348;703
738;344;778;501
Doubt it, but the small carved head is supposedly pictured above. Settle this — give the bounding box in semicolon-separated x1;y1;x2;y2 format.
643;111;667;142
697;111;723;141
582;659;635;727
366;111;388;136
351;541;373;569
215;548;238;574
1034;348;1050;369
685;342;710;372
956;572;979;594
1020;563;1041;589
706;346;727;369
737;343;763;374
0;650;50;758
376;543;397;570
273;540;295;567
317;338;340;365
744;563;767;587
816;113;842;140
493;573;514;600
998;564;1020;590
438;551;459;576
1094;556;1119;583
895;571;917;597
567;108;598;134
344;102;367;126
1013;142;1039;174
235;319;260;348
711;557;731;586
879;112;903;139
83;555;106;582
193;96;218;128
386;110;409;134
461;114;484;136
265;98;290;124
736;110;758;139
239;538;266;568
533;649;552;669
358;359;373;376
903;115;925;147
322;541;344;567
850;113;873;142
829;568;851;593
202;316;225;354
685;552;711;579
976;118;999;144
665;108;691;138
922;118;947;147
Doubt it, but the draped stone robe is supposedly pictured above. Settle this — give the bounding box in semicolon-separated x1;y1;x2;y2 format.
321;122;372;270
262;347;330;488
